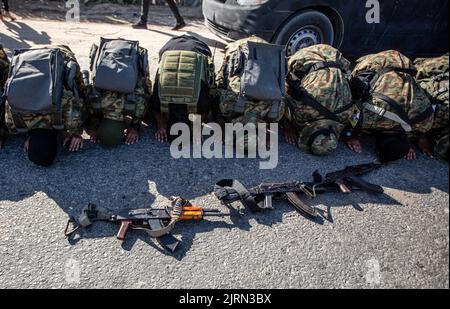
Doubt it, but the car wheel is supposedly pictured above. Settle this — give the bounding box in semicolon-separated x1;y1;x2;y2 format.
273;10;335;57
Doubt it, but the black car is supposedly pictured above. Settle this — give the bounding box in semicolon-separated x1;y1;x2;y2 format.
203;0;449;57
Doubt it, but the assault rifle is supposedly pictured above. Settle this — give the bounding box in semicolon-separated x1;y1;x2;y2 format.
213;163;384;219
65;197;227;253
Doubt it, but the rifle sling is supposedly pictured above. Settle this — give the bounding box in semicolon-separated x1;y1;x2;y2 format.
214;179;262;212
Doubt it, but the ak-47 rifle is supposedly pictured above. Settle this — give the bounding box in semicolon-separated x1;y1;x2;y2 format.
65;197;227;253
213;163;384;219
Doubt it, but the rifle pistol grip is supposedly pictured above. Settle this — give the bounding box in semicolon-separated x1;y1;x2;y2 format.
117;220;133;241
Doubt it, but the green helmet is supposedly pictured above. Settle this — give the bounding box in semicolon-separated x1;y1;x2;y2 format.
96;118;126;147
298;119;344;156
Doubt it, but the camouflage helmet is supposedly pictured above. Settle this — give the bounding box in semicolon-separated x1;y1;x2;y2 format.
298;119;344;156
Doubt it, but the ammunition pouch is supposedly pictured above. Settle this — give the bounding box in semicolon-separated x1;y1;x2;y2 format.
158;50;210;114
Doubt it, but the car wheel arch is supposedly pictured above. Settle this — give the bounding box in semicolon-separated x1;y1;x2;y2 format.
271;6;344;49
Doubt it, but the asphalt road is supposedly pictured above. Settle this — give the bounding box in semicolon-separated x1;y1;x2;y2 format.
0;15;449;289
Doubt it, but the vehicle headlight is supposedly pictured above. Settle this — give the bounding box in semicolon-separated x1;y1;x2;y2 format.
236;0;270;6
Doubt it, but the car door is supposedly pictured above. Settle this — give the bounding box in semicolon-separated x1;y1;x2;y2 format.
382;0;449;56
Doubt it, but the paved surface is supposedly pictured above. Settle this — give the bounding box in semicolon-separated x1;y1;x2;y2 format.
0;14;449;289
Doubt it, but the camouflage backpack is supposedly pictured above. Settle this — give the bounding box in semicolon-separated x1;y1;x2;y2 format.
215;36;286;124
415;54;449;161
414;54;449;130
351;50;434;134
286;44;353;155
157;35;215;116
0;44;9;93
88;38;151;121
3;45;84;133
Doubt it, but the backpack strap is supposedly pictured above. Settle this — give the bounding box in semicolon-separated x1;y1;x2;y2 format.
369;67;417;90
287;80;341;123
363;92;434;132
308;61;344;75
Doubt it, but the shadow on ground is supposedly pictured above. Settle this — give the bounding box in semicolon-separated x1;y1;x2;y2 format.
1;126;447;259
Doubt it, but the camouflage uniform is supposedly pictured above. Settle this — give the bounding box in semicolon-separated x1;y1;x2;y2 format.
286;44;353;155
415;54;449;160
215;36;285;125
85;46;152;130
351;50;434;134
1;45;85;137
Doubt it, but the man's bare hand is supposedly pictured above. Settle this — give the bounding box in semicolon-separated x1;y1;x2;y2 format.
89;131;98;143
125;128;139;145
155;128;168;143
64;135;83;152
23;138;29;153
405;147;417;161
346;137;363;153
283;121;298;145
417;136;435;159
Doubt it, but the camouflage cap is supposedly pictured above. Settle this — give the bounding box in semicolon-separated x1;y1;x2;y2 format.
298;119;344;156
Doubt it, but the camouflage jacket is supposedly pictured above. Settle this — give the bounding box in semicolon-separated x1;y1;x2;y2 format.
215;36;285;124
1;45;85;137
414;54;449;133
85;76;151;130
286;44;353;130
351;50;434;134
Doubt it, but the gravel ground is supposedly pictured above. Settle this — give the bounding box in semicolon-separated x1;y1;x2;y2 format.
0;13;448;289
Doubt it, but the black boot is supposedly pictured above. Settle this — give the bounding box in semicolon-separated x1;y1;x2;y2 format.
166;0;186;30
132;19;148;29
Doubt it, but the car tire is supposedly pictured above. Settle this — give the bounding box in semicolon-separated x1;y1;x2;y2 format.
273;10;335;56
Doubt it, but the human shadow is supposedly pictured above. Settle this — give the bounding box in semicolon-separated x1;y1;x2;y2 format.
0;21;52;50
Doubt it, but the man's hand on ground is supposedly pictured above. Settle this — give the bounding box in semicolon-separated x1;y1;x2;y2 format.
346;137;363;153
23;138;29;153
155;128;168;143
64;135;83;152
405;147;417;161
125;128;139;145
282;120;298;145
417;136;435;159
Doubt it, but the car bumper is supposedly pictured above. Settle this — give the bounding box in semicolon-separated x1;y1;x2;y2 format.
202;0;278;42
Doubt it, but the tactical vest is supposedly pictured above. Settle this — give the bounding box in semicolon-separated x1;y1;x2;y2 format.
216;37;286;122
286;44;353;127
3;46;82;133
351;50;434;133
158;50;214;114
88;38;150;118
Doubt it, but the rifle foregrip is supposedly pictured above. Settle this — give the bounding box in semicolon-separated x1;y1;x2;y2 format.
117;220;133;241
